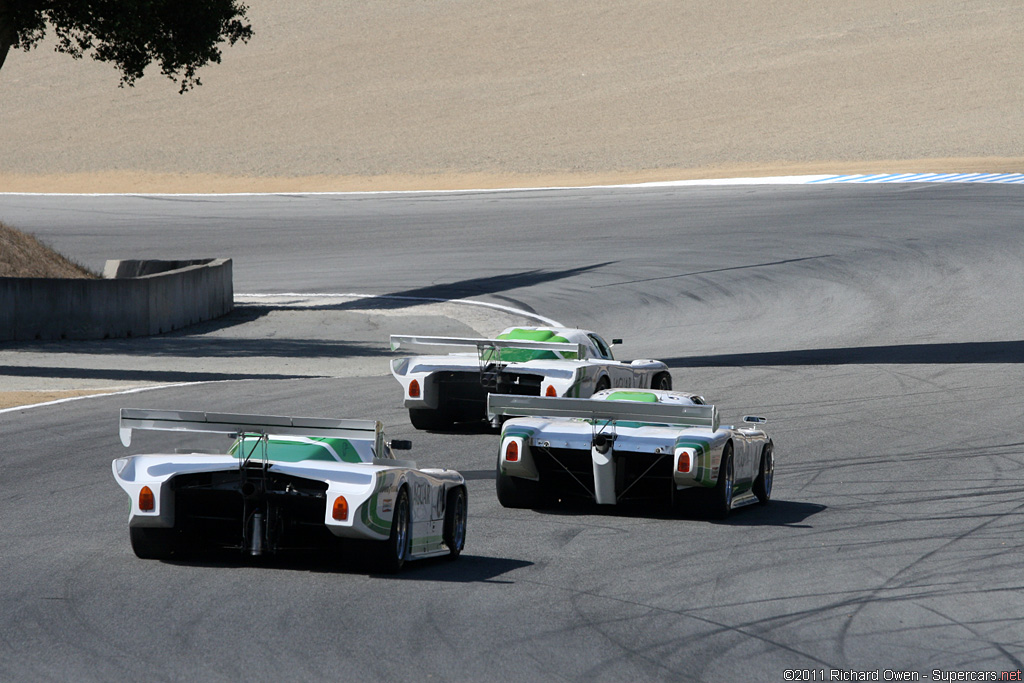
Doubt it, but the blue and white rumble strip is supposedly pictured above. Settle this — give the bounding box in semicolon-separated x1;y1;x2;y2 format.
808;172;1024;184
601;173;1024;188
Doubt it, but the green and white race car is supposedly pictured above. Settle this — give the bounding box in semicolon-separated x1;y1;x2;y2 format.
390;326;672;430
488;389;774;517
112;409;466;571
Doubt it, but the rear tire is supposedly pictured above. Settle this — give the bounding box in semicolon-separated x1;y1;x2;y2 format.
129;526;179;560
753;443;774;504
496;458;541;509
711;443;734;519
443;487;467;559
409;408;453;431
376;487;411;573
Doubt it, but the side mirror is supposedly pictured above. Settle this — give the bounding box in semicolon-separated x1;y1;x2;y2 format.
742;416;767;424
388;439;413;450
611;338;623;345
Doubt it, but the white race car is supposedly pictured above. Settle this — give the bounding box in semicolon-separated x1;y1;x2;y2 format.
390;326;672;429
112;409;467;571
488;390;774;517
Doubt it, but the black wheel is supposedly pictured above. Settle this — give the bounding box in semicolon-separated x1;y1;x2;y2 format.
753;442;774;504
376;487;411;572
594;376;611;394
651;372;672;391
409;407;453;431
711;443;734;519
443;487;467;559
129;526;179;560
496;457;541;508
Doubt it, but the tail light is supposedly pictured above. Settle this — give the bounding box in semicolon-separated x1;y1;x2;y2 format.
505;440;520;462
545;385;557;397
408;379;420;398
677;452;692;473
332;496;349;521
139;486;155;511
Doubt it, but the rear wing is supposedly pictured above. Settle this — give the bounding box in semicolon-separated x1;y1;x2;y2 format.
390;334;584;358
488;395;720;432
119;408;381;447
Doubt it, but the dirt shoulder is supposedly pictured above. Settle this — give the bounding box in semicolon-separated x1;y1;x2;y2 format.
0;390;127;412
2;2;1021;189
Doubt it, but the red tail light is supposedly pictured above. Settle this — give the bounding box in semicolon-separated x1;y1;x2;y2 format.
332;496;349;521
408;379;420;398
505;440;520;462
677;453;692;473
139;486;155;511
545;385;557;397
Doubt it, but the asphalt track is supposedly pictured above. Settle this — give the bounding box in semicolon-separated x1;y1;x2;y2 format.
1;184;1023;680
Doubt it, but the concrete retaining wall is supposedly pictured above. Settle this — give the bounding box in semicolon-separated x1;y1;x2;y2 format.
0;258;233;341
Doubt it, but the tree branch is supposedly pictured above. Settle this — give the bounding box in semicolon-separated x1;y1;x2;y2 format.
0;0;252;90
0;0;12;73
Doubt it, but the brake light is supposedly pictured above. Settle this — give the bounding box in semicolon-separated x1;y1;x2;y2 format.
408;379;420;398
505;440;520;462
677;452;692;473
332;496;349;521
545;385;557;397
139;486;155;511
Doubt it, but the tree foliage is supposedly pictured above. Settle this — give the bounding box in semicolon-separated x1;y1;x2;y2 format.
0;0;253;92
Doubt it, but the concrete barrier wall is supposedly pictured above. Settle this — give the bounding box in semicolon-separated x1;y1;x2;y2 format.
0;258;233;341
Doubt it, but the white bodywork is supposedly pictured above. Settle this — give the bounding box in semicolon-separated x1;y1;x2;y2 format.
112;409;465;560
489;391;772;512
390;327;670;426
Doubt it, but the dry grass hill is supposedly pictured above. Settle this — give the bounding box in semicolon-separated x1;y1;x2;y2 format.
0;222;97;278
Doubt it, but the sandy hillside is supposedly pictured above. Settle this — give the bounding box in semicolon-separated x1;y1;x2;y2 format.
0;0;1022;192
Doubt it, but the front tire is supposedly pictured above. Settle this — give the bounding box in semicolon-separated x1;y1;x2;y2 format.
443;487;467;559
376;487;411;572
651;372;672;391
711;443;734;519
753;442;774;504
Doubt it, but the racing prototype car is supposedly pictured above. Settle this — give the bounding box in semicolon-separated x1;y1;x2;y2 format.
390;326;672;429
112;409;467;571
488;389;773;517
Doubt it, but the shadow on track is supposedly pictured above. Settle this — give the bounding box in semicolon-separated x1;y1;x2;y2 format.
0;310;390;360
528;498;827;527
664;340;1024;367
386;554;532;583
0;364;313;382
162;552;531;583
328;262;615;310
710;500;827;528
459;469;499;481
